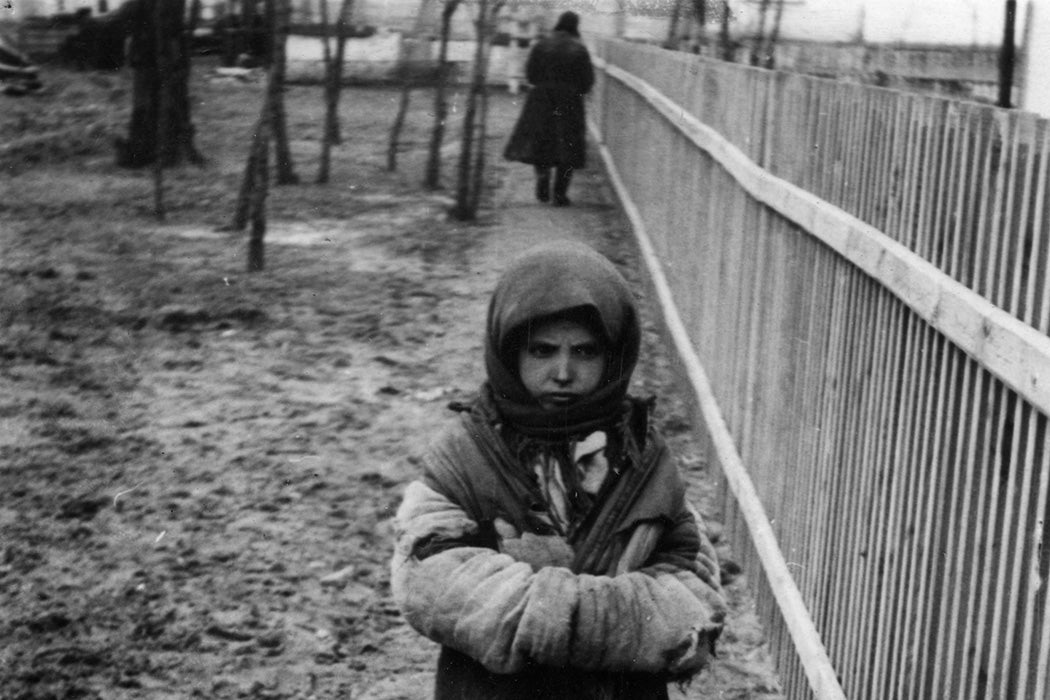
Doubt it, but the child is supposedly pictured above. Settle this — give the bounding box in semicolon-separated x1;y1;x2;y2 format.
391;241;726;699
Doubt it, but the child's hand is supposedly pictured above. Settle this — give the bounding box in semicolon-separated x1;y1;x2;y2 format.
666;628;714;677
495;517;574;570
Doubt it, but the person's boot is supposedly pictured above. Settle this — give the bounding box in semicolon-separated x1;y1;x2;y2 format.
553;167;572;206
535;169;551;202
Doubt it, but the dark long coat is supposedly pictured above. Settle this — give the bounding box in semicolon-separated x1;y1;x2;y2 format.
503;31;595;169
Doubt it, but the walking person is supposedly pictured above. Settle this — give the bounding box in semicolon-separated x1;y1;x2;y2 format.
391;241;727;699
503;12;595;206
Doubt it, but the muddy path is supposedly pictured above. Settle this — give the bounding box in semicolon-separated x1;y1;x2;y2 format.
1;68;781;699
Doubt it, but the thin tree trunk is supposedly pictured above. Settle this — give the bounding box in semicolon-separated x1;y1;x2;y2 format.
247;104;271;271
174;0;204;165
226;0;276;231
318;0;352;183
388;85;411;171
719;0;732;61
425;0;458;190
452;0;501;220
690;0;706;52
998;0;1017;108
451;0;486;220
317;0;333;182
390;2;434;174
247;54;276;270
763;0;784;69
270;0;298;184
467;78;488;213
153;0;167;218
750;0;770;66
469;2;500;214
182;0;206;163
329;4;351;145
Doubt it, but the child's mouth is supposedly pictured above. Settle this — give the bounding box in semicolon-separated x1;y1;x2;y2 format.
542;393;578;407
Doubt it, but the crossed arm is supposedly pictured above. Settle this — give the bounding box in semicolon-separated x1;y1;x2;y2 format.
390;480;725;677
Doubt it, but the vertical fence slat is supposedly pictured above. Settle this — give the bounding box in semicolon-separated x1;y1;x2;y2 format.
978;387;1018;699
830;269;872;695
817;265;858;675
865;291;906;697
939;357;983;697
985;395;1027;694
1023;123;1050;328
928;335;965;696
1027;440;1050;700
999;408;1043;698
809;251;850;640
899;95;922;248
980;112;1011;302
1006;116;1038;316
994;112;1023;311
929;343;967;694
947;102;976;281
931;101;957;270
889;317;934;698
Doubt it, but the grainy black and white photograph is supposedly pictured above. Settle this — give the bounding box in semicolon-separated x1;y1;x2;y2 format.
1;0;1046;697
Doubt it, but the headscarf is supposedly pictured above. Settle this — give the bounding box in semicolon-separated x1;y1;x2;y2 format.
482;240;640;438
553;11;580;37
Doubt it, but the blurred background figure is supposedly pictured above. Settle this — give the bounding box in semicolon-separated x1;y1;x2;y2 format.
503;11;594;207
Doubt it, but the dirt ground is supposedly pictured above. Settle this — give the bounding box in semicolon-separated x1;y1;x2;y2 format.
0;62;782;699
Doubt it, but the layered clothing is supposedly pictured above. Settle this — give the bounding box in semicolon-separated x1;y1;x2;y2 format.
390;242;726;699
503;30;595;169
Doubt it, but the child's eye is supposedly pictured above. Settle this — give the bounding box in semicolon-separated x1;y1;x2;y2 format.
527;343;557;357
572;343;602;359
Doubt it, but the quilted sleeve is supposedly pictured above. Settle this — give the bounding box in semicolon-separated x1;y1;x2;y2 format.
390;480;577;674
390;480;724;676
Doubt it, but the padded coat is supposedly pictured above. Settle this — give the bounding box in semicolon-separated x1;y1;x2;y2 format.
390;402;726;699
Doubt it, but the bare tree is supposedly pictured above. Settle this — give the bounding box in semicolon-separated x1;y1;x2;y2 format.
153;0;169;218
719;0;733;61
388;1;438;172
247;92;273;271
387;77;413;171
269;0;298;183
318;0;354;184
424;0;461;190
226;0;288;241
450;0;503;220
688;0;708;51
749;0;770;66
466;58;490;215
763;0;785;68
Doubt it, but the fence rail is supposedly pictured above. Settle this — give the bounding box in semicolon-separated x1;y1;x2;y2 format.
589;37;1050;699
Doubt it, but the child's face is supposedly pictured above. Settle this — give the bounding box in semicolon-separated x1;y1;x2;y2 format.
517;318;606;411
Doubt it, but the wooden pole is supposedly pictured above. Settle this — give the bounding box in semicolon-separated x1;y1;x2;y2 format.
998;0;1017;108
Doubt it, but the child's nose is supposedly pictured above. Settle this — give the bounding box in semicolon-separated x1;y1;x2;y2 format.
553;353;572;383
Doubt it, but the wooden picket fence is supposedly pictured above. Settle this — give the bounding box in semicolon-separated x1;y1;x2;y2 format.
587;37;1050;699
